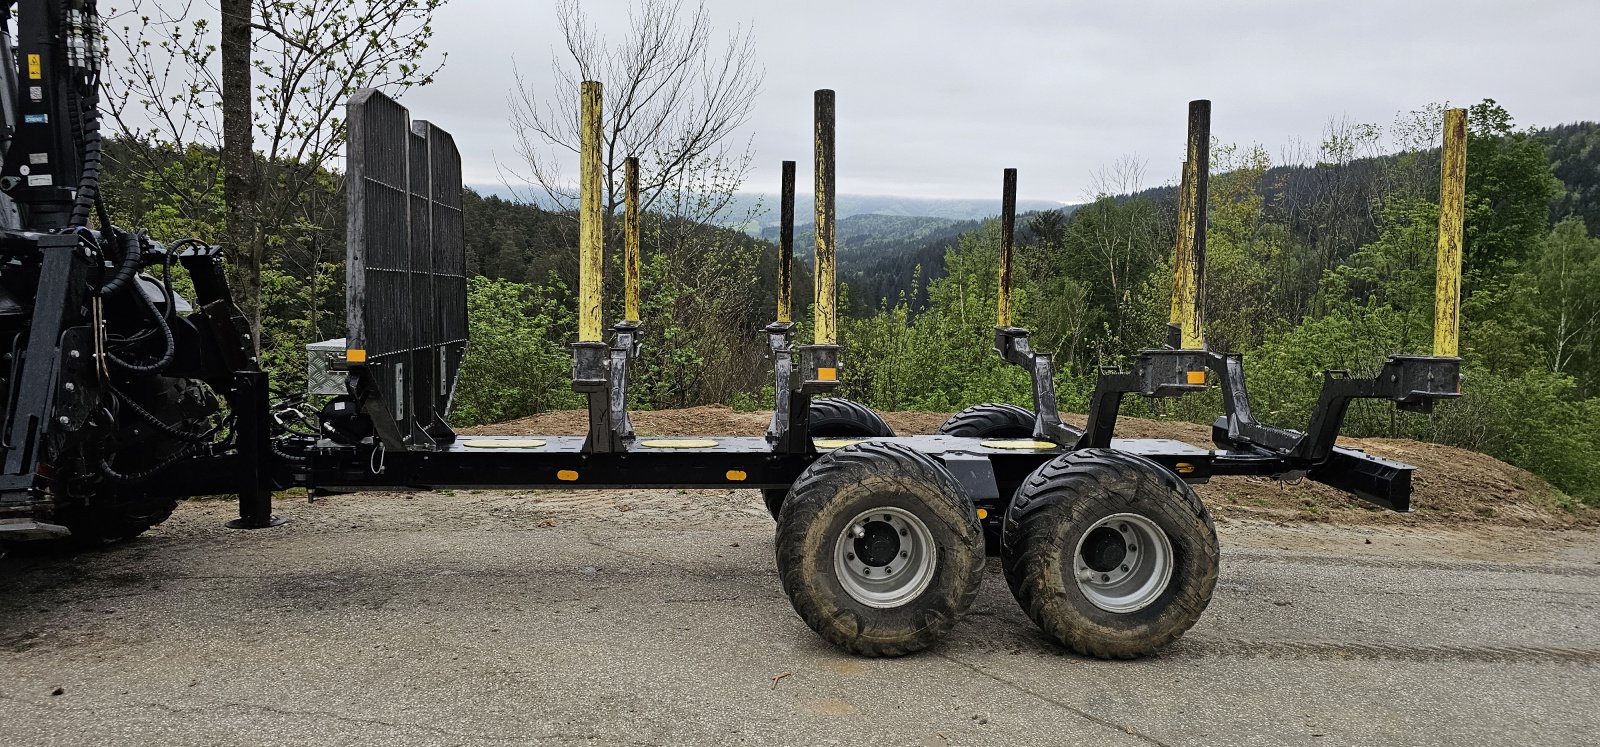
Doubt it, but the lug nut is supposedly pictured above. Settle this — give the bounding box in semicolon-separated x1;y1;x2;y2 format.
846;553;855;560
1128;544;1136;552
850;524;865;539
900;551;908;559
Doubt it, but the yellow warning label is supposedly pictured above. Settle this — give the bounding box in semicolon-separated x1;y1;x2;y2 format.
460;439;546;449
638;439;719;449
979;439;1060;450
27;54;40;80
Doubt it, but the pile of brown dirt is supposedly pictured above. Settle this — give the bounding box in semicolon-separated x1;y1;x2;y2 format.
464;405;1595;528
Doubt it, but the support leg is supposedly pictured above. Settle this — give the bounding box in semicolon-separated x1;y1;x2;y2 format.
227;370;286;529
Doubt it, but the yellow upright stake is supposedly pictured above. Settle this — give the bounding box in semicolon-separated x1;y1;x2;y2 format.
1169;158;1194;336
996;168;1017;328
1176;100;1210;350
1433;108;1467;358
577;81;604;342
814;89;837;345
778;160;795;324
624;156;641;323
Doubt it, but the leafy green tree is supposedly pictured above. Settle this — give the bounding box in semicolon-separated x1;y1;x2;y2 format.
452;276;580;426
1536;218;1600;388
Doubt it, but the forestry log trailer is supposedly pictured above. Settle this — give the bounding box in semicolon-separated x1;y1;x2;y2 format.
0;2;1464;658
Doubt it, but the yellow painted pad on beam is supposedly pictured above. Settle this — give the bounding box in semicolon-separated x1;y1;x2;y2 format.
980;440;1060;450
813;438;864;449
638;439;719;449
460;439;547;449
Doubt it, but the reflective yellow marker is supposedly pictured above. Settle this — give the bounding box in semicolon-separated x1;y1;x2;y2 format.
557;470;580;481
726;470;747;482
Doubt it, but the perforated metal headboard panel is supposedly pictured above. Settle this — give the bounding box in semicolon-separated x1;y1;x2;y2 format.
346;89;467;445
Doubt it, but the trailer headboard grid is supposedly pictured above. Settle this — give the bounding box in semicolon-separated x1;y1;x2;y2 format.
346;89;468;444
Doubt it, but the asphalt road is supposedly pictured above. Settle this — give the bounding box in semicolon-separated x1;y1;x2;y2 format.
2;489;1597;746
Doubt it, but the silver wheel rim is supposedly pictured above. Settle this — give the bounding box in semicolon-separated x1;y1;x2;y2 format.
833;506;938;608
1072;512;1174;613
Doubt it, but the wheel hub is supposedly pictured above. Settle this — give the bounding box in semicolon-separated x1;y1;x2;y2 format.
1072;512;1174;613
1080;526;1126;572
853;521;901;566
834;507;937;609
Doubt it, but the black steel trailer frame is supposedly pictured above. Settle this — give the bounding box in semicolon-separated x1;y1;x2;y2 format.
0;3;1472;656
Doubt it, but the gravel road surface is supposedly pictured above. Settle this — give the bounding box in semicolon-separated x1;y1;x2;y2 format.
2;488;1597;746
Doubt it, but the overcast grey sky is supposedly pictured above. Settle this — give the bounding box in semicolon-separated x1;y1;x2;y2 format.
400;0;1600;203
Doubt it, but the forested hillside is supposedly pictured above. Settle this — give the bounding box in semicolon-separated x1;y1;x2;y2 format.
101;101;1600;506
831;104;1600;504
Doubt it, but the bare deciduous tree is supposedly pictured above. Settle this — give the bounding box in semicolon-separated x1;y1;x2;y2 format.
506;0;762;222
102;0;448;342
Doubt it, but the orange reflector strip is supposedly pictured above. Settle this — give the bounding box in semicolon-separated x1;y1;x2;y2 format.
346;348;368;363
557;470;579;481
976;508;989;520
1186;370;1205;385
817;367;838;381
1175;462;1195;474
726;470;747;481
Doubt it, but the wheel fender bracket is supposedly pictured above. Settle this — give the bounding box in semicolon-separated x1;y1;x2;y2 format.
940;452;999;502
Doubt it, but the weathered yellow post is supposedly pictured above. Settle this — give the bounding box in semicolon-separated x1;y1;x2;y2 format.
778;159;796;323
1170;100;1210;350
814;89;837;346
996;168;1017;328
624;156;641;323
578;80;604;342
1433;108;1467;358
1169;158;1193;341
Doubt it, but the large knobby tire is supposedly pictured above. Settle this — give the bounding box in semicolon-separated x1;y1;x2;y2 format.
1002;449;1218;659
938;403;1036;438
763;398;896;519
776;440;984;656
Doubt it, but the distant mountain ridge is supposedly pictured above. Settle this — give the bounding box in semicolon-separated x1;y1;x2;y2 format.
465;184;1064;228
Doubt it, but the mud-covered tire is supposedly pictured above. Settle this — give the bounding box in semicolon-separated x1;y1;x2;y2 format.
2;494;179;556
762;488;787;519
1002;449;1218;659
776;440;984;656
808;398;895;437
54;496;179;546
938;403;1036;438
763;398;897;520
